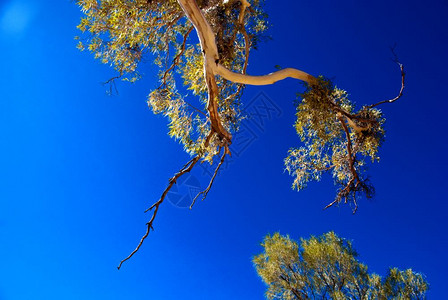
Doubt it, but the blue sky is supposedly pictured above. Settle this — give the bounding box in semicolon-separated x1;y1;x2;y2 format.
0;0;447;299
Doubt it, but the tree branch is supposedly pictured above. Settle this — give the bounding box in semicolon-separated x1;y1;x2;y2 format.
117;155;201;270
189;148;227;209
368;55;405;108
215;64;317;86
238;0;251;24
323;115;363;212
337;115;358;181
177;0;232;143
159;25;194;88
117;128;219;269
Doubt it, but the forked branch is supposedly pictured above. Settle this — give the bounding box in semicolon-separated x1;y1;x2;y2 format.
190;148;227;209
117;155;200;269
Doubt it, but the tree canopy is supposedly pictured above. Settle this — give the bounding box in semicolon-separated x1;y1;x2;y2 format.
253;232;428;299
76;0;404;268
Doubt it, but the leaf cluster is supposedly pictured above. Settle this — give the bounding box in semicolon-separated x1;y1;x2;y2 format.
285;77;385;210
254;232;428;299
77;0;268;162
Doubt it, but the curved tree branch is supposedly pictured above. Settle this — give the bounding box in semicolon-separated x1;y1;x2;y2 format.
368;60;405;108
215;64;317;86
177;0;317;143
177;0;232;143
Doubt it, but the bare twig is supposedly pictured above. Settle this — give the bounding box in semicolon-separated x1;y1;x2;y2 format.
184;100;208;118
352;197;358;214
103;74;122;95
189;148;227;209
117;155;201;270
159;25;194;89
103;75;122;85
117;129;219;269
368;49;405;108
324;198;341;210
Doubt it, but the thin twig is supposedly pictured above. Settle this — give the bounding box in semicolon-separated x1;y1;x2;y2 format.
368;49;405;108
103;74;122;85
159;25;194;89
190;148;227;209
103;74;122;95
117;155;200;270
352;197;358;214
184;100;208;118
324;198;340;210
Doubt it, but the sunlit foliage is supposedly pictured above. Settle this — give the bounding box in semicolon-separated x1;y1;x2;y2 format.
254;232;428;299
77;0;406;269
285;77;386;210
76;0;268;161
77;0;403;214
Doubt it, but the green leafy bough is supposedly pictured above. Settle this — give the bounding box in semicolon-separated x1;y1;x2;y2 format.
254;232;427;299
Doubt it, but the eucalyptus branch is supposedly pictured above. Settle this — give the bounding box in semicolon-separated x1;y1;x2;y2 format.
190;148;227;209
159;25;194;88
177;0;232;143
222;0;252;107
324;115;363;212
215;64;317;86
117;155;201;269
368;59;405;108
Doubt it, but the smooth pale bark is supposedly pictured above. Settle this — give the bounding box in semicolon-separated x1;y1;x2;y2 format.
177;0;219;62
177;0;231;143
176;0;317;138
238;0;251;24
177;0;317;86
215;64;317;85
177;0;375;149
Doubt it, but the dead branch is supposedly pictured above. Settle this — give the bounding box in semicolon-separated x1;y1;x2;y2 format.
117;155;201;270
103;74;122;85
103;74;122;95
324;198;341;210
368;52;405;108
117;130;218;269
190;148;227;209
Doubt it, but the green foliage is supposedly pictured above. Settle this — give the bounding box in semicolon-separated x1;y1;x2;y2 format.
76;0;268;161
285;77;386;209
77;1;399;210
254;232;428;299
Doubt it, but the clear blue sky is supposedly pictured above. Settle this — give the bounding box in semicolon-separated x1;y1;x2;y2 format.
1;0;447;299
